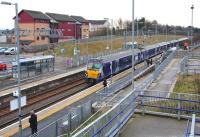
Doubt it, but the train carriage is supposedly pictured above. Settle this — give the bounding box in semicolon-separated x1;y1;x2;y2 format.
86;37;189;84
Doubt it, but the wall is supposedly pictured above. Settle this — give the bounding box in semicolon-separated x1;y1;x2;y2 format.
19;21;50;45
81;23;89;38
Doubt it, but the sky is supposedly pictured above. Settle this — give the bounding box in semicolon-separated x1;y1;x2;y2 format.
0;0;199;29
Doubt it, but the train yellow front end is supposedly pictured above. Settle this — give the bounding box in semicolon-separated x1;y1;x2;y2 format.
86;69;100;79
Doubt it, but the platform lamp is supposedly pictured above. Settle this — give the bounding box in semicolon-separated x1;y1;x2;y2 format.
132;0;135;91
1;1;22;137
104;18;110;50
104;18;113;83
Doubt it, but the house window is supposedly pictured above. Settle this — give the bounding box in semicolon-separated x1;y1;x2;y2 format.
41;36;45;40
37;36;40;40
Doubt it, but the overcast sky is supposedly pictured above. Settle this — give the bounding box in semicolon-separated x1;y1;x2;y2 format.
0;0;199;29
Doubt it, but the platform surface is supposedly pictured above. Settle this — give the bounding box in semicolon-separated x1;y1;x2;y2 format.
0;66;86;97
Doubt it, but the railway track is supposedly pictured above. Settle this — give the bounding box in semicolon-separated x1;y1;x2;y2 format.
0;73;88;129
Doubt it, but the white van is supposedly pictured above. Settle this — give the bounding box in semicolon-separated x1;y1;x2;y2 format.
4;47;17;55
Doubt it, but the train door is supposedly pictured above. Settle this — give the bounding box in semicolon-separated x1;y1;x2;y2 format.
103;62;111;77
112;60;117;74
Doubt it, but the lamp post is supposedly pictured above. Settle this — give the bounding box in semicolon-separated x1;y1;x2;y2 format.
1;1;22;137
132;0;135;91
154;23;158;36
104;18;110;50
86;34;89;65
104;18;113;83
136;21;145;38
73;21;81;66
190;5;194;48
165;25;168;42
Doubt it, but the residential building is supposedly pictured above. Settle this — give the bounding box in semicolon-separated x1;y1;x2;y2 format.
71;16;89;38
46;13;81;41
16;9;51;46
88;20;108;32
0;35;7;43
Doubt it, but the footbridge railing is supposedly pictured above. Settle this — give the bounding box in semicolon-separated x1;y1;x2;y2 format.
184;114;200;137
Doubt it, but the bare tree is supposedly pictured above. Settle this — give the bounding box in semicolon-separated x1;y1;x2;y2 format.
118;18;123;30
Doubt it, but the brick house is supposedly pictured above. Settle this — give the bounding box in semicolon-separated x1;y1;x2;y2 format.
46;13;81;41
15;9;51;46
71;16;89;39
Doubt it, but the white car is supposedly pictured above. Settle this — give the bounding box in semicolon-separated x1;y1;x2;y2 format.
4;47;17;55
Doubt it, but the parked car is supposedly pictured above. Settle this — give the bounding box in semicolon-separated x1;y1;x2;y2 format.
0;61;7;71
0;47;8;55
4;47;17;55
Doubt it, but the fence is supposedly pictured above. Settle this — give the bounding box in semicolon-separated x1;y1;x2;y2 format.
137;91;200;119
30;101;92;137
72;89;137;137
180;55;200;75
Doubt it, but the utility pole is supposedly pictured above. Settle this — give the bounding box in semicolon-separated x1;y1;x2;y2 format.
132;0;135;91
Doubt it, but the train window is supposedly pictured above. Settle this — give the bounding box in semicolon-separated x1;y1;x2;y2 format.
92;63;102;70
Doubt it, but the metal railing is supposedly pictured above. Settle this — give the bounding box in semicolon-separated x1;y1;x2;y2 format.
180;56;188;74
136;50;176;92
137;91;200;119
180;55;200;75
72;90;137;137
184;114;200;137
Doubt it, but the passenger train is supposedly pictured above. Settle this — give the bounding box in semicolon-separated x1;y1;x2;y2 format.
85;38;188;84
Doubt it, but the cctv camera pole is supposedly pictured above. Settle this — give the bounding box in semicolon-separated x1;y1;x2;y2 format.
15;3;22;137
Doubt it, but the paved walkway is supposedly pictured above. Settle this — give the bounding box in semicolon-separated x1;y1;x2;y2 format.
148;58;180;92
119;114;186;137
119;59;184;137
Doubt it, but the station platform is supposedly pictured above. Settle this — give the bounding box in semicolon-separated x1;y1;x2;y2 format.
0;66;86;97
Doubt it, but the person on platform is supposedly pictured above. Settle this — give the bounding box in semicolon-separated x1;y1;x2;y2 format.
29;110;38;135
103;78;107;88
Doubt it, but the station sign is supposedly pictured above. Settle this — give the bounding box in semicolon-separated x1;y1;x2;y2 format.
10;96;26;111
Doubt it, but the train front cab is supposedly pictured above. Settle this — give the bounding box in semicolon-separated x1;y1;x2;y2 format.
86;61;103;84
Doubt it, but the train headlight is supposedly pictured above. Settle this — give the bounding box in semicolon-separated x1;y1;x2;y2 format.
85;71;88;77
